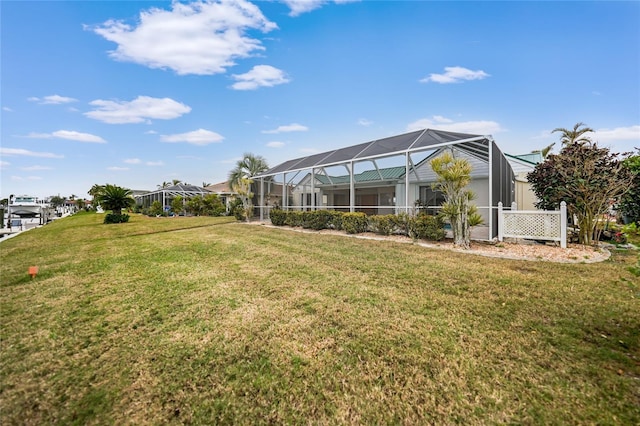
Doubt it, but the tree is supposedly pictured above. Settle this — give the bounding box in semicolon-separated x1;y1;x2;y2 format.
551;122;594;146
88;184;105;199
171;179;182;186
618;153;640;224
157;181;171;189
527;142;633;245
49;195;66;209
228;153;269;190
96;184;135;216
429;152;482;249
150;200;163;216
170;195;184;216
233;176;254;221
203;194;225;216
202;181;212;188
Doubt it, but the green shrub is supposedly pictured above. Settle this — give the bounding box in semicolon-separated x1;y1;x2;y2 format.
302;210;334;230
149;200;163;217
329;211;344;230
393;212;413;237
269;208;287;226
342;212;368;234
415;214;446;241
369;214;396;235
285;211;304;227
103;213;130;224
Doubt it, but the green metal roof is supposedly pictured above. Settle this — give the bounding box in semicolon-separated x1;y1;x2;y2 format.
505;152;543;165
314;166;406;185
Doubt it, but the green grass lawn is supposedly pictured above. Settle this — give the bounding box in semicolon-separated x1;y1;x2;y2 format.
1;212;638;425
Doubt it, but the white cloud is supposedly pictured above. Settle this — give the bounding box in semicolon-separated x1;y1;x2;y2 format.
53;130;106;143
89;0;277;75
357;118;373;127
27;176;43;181
28;94;78;104
406;116;503;135
107;166;129;171
0;148;64;158
266;141;285;148
594;125;640;142
124;158;142;164
20;165;53;171
24;130;106;143
420;66;490;84
85;96;191;124
145;130;158;134
262;123;309;134
231;65;290;90
146;161;164;166
283;0;357;17
160;128;224;145
3;106;13;112
0;161;10;169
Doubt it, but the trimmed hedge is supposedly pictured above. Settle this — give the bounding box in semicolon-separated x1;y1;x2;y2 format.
302;210;334;230
285;211;304;227
342;212;368;234
269;210;445;241
368;214;396;236
104;213;130;224
414;214;446;241
269;209;287;226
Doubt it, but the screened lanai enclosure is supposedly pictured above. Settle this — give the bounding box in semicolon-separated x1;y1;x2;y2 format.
254;129;515;240
135;184;211;211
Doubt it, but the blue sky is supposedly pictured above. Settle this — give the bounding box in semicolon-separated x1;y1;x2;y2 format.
1;0;639;200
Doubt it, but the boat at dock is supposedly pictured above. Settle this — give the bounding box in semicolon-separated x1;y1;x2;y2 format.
8;195;47;217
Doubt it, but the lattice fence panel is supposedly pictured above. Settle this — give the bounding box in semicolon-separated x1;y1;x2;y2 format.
503;212;561;239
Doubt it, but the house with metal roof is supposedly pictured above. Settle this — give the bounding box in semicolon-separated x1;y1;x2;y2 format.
505;152;543;210
254;129;516;240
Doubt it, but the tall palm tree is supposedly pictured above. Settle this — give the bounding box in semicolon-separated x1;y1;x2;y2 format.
228;153;269;190
171;179;182;186
202;181;212;188
157;181;171;189
552;122;594;146
96;184;135;215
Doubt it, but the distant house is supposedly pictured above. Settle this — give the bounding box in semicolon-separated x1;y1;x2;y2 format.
205;181;236;211
254;129;516;240
505;152;543;211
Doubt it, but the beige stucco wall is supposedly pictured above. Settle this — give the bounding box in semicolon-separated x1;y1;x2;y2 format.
514;172;539;210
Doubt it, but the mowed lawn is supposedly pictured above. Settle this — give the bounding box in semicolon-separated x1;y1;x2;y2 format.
1;213;638;425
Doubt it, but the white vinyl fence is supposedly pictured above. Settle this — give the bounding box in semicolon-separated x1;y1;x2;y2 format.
498;201;567;248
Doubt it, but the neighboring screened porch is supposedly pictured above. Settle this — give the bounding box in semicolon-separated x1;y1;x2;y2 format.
135;184;211;211
254;129;514;240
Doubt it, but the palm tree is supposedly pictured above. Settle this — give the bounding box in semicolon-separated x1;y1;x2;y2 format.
157;181;171;189
228;153;269;190
429;152;483;249
88;184;105;199
171;179;182;186
96;184;135;215
552;122;594;146
202;181;212;188
531;142;556;159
